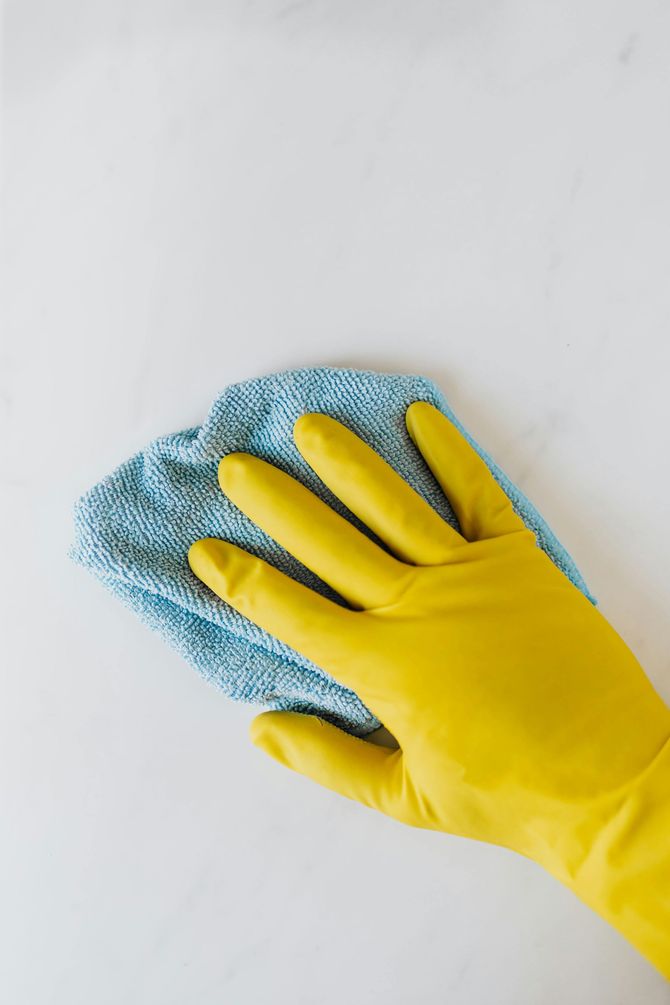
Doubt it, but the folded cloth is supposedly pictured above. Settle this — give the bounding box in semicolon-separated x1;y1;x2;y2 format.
71;367;595;734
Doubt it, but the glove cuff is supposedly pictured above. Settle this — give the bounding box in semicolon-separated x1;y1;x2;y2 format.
559;736;670;979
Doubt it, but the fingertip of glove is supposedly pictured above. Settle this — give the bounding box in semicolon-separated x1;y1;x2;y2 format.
405;400;436;435
250;711;296;764
218;451;256;494
249;710;273;745
187;537;219;577
293;412;335;450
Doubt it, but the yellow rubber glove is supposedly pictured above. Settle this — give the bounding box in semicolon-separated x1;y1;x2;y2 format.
188;403;670;980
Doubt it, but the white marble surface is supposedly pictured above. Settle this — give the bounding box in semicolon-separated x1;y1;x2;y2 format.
3;1;670;1002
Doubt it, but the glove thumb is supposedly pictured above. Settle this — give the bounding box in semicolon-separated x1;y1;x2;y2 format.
250;711;403;817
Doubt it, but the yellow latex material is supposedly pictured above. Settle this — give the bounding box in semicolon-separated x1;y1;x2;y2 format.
189;403;670;979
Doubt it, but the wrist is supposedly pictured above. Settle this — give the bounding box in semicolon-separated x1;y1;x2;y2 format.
548;736;670;979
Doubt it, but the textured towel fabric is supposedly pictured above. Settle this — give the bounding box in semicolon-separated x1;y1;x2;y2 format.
71;367;595;735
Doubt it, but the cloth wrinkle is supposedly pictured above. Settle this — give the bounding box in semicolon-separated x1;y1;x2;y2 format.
70;367;594;735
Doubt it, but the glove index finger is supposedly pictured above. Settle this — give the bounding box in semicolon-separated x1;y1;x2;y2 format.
188;538;374;698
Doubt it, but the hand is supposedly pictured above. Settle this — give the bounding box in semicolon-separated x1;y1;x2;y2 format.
189;402;670;978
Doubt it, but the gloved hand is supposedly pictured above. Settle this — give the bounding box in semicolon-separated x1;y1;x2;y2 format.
188;402;670;980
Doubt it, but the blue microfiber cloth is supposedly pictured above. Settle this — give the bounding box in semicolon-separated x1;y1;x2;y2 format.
71;367;595;735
